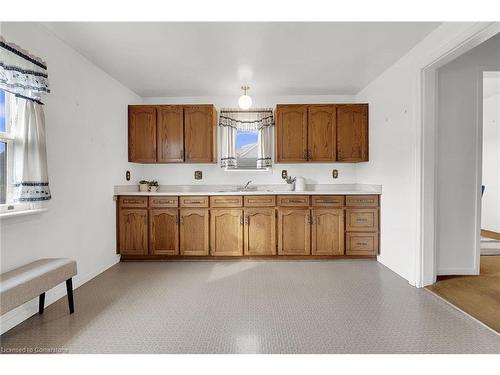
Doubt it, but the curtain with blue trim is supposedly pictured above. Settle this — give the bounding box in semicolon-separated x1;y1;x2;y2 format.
1;37;51;201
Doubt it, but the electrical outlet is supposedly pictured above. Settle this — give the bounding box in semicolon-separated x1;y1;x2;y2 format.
332;169;338;179
281;170;288;179
125;170;131;181
194;170;203;180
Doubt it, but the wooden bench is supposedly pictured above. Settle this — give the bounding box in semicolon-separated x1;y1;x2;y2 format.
0;258;77;315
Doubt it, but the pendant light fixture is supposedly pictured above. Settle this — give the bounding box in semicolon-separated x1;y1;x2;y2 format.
238;85;252;110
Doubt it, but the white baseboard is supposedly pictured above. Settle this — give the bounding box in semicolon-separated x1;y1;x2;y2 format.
437;267;479;276
0;256;120;335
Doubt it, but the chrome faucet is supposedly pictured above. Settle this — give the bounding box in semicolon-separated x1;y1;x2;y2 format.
242;180;252;190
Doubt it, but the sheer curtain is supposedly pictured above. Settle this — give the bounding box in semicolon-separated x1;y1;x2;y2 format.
219;108;274;169
0;37;51;202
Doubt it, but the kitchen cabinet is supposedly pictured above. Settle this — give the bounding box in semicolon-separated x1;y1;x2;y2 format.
210;209;244;256
311;208;344;255
150;209;179;255
277;208;311;255
275;105;308;162
157;105;184;163
244;208;276;256
337;104;368;162
118;209;149;255
184;105;217;163
116;193;380;259
179;209;209;256
128;104;216;164
128;106;157;163
308;105;336;161
275;103;368;163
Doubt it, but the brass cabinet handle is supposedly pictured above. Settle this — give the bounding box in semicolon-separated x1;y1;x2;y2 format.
308;150;312;159
240;216;244;225
303;150;308;160
245;216;249;225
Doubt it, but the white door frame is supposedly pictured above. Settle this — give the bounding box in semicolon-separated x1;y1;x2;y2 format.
415;23;500;287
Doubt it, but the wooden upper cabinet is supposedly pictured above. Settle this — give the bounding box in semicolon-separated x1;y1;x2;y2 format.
276;105;308;162
308;105;336;161
184;105;216;163
118;208;148;255
179;209;209;256
150;209;179;256
244;208;276;256
157;106;184;163
336;104;368;162
210;209;244;256
277;208;311;255
128;106;157;163
311;208;344;255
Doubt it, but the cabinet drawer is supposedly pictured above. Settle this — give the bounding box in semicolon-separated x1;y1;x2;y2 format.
210;196;243;207
180;196;209;208
149;196;178;208
118;196;148;209
277;195;310;207
244;195;276;207
311;195;345;207
346;195;379;207
346;208;379;232
346;232;379;256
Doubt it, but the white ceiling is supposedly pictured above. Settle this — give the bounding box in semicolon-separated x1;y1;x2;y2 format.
43;22;440;97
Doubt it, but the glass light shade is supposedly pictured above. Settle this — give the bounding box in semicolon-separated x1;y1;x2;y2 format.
238;94;252;109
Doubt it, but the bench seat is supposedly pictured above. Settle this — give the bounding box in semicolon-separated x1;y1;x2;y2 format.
0;258;77;315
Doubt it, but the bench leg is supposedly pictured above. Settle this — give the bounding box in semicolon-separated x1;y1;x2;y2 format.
38;293;45;314
66;278;74;314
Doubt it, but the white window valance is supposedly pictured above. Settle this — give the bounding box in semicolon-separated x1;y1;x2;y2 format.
219;108;274;169
1;37;51;202
0;37;50;101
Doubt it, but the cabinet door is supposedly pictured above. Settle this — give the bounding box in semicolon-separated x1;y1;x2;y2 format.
157;106;184;162
150;209;179;255
210;209;244;256
244;208;276;256
336;104;368;162
276;105;308;162
184;105;216;163
277;208;311;255
128;106;157;162
179;209;209;256
311;209;344;255
346;208;378;232
308;105;336;161
118;209;148;255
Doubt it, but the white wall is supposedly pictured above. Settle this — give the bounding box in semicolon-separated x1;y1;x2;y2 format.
436;34;500;275
354;23;496;285
0;22;142;333
481;79;500;233
141;95;357;186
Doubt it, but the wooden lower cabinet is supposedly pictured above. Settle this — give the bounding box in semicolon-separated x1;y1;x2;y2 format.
179;209;209;256
277;208;311;255
210;209;244;256
311;208;344;255
244;208;276;256
150;209;179;255
118;209;148;255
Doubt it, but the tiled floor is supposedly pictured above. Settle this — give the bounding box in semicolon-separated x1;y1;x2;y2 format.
1;260;499;353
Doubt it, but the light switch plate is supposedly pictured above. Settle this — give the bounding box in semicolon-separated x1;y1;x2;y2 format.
332;169;338;179
194;170;203;180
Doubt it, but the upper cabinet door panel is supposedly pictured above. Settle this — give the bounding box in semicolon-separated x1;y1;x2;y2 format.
308;105;336;161
184;105;216;163
276;105;308;162
128;106;157;163
157;106;184;163
336;104;368;162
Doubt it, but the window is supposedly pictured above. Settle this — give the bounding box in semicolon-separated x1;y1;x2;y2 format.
0;89;14;205
235;128;259;169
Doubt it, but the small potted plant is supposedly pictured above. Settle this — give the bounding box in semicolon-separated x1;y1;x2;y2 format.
148;180;159;192
139;180;149;192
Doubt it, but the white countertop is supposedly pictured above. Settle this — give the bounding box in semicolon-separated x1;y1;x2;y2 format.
114;184;382;196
